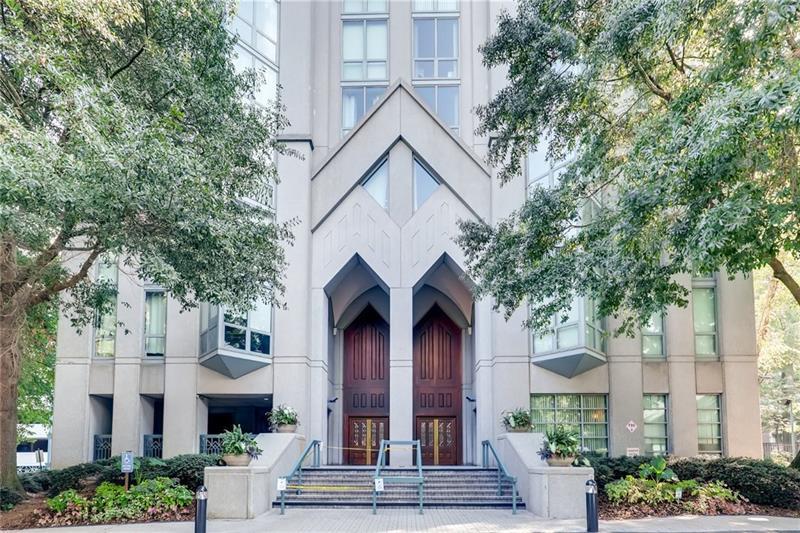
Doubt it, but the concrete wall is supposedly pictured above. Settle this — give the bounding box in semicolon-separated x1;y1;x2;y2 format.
50;0;762;468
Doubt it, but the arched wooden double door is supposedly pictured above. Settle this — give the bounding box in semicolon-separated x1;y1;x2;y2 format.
413;306;462;465
343;307;389;465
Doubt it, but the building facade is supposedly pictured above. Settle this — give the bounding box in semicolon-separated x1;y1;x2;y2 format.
51;0;762;468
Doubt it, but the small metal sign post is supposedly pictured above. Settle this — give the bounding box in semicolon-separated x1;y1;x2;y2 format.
121;451;134;491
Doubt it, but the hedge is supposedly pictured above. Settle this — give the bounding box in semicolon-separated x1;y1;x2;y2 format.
19;454;219;497
1;486;24;510
590;456;800;510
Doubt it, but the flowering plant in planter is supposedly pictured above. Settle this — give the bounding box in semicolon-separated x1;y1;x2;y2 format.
501;408;532;432
537;425;583;466
269;404;299;432
221;425;262;466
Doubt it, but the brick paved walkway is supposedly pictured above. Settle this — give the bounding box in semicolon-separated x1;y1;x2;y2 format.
16;510;800;532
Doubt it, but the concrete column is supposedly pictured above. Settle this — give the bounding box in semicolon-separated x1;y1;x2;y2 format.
51;363;91;467
307;288;330;444
110;361;143;455
389;287;413;465
273;140;313;435
606;326;645;456
666;280;699;456
473;297;494;446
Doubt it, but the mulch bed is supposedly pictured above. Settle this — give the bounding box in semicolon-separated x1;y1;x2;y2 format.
599;494;800;520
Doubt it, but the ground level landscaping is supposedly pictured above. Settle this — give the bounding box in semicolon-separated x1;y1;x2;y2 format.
0;455;217;530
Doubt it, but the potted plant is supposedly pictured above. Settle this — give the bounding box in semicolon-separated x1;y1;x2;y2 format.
537;425;581;466
221;425;263;466
269;404;299;433
501;408;532;432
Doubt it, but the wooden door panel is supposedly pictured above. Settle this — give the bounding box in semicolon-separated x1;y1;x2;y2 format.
413;306;462;465
416;417;458;466
343;307;389;465
345;417;387;466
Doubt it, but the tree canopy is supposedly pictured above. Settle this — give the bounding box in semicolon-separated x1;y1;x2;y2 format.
457;0;800;335
0;0;290;488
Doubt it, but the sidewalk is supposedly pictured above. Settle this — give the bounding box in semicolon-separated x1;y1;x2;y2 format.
15;510;800;532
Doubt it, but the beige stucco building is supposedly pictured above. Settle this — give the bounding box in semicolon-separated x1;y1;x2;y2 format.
51;0;762;469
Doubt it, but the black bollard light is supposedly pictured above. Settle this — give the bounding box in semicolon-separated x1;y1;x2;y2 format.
195;485;208;533
585;479;599;532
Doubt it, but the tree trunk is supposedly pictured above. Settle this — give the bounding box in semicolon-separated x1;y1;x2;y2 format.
770;257;800;307
0;309;25;491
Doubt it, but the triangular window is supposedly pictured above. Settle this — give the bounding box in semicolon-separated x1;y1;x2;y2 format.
413;158;439;209
362;159;388;209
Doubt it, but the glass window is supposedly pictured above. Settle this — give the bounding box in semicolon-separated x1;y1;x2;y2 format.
642;312;665;358
697;394;723;455
413;0;459;12
342;20;387;81
413;158;439;209
343;0;387;13
144;290;167;357
527;157;571;194
94;256;118;358
692;273;718;359
532;297;604;354
342;86;385;134
643;394;669;455
413;18;458;79
231;0;280;63
362;159;388;208
531;394;609;454
222;301;272;356
413;85;459;131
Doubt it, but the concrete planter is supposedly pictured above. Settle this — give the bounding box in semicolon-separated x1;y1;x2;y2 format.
276;424;297;433
223;454;252;467
546;456;575;467
506;426;530;433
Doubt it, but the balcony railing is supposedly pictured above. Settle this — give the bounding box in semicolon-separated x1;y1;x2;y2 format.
200;434;223;455
143;434;163;458
93;434;112;461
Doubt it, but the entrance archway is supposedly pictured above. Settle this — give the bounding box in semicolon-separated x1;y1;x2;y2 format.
413;305;462;465
343;306;389;465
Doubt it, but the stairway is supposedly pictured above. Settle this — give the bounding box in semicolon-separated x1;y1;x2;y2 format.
272;467;523;509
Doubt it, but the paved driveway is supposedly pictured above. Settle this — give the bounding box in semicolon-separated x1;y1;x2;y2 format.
16;510;800;532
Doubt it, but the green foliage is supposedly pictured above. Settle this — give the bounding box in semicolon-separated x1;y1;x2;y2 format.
592;455;800;509
47;489;89;514
89;478;192;523
221;424;263;459
46;478;192;524
19;470;52;493
1;486;24;511
269;404;299;428
538;425;581;460
47;462;104;497
17;301;57;427
638;455;677;482
457;0;800;336
501;408;531;430
163;454;219;490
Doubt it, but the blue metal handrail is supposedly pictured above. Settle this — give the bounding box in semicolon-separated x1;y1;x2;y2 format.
372;439;424;515
482;440;518;514
279;439;321;514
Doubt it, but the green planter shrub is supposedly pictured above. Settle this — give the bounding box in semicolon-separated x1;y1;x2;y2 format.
591;456;800;510
164;454;220;490
1;487;24;511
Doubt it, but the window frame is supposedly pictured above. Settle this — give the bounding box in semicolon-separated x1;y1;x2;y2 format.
92;256;118;359
221;303;273;357
412;16;459;80
143;288;167;358
413;83;459;132
341;85;387;135
692;273;719;360
696;394;723;456
531;297;606;356
341;18;388;82
361;157;389;209
642;312;666;359
342;0;388;15
412;156;441;210
530;393;610;455
643;394;670;456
